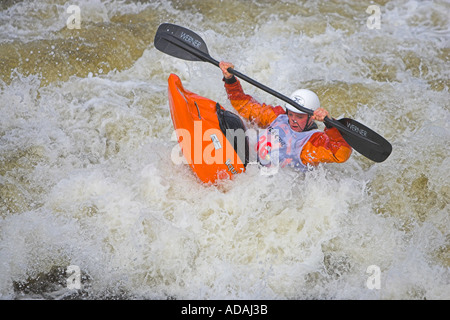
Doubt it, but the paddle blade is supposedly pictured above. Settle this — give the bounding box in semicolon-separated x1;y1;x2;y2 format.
154;23;210;62
337;118;392;163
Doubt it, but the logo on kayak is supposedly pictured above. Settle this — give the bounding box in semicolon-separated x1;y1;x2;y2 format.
179;32;202;48
225;159;239;175
210;134;222;150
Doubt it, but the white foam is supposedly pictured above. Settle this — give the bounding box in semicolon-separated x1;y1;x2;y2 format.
1;0;449;300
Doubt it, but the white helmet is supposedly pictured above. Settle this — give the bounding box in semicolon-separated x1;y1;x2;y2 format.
285;89;320;113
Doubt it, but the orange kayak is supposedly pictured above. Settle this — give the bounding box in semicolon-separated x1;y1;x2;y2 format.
167;74;249;184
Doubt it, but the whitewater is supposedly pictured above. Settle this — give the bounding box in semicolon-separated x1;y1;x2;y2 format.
0;0;448;300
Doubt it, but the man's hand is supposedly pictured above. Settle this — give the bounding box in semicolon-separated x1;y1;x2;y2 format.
311;107;330;122
219;61;234;79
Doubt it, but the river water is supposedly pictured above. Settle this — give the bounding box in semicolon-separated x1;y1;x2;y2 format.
0;0;448;299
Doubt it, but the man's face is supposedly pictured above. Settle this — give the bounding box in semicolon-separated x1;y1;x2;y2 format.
287;110;311;132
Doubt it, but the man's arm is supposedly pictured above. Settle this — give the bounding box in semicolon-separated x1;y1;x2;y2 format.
300;128;352;165
223;75;284;128
220;61;284;128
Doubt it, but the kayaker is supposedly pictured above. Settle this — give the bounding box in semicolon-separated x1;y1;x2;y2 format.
219;61;352;170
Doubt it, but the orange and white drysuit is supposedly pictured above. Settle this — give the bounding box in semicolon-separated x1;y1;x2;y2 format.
223;76;352;170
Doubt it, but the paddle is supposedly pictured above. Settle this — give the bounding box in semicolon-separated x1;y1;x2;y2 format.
154;23;392;163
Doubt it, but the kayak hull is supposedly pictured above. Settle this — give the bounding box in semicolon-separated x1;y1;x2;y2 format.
167;74;248;184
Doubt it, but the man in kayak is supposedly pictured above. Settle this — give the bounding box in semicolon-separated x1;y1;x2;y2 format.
219;61;352;171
